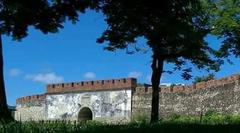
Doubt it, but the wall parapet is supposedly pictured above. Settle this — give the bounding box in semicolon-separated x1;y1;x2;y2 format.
16;94;46;105
134;86;152;94
46;78;137;94
134;74;240;94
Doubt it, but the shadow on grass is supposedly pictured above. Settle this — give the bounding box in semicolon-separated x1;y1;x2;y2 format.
1;121;240;133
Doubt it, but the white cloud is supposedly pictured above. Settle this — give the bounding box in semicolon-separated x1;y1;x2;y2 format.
25;72;64;84
146;75;151;82
146;75;173;86
83;72;96;79
160;83;172;86
128;71;142;78
9;68;23;77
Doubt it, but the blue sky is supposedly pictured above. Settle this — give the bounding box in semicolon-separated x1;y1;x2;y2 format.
3;11;240;106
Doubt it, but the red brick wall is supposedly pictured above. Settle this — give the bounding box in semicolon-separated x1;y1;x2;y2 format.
46;78;137;94
16;78;137;104
16;94;46;104
134;74;240;94
16;74;240;104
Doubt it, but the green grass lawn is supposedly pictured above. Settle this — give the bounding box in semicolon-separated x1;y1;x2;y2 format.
2;111;240;133
1;121;240;133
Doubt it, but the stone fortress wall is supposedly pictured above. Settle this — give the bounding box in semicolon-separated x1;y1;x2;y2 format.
132;74;240;119
15;94;45;121
15;74;240;122
15;78;136;122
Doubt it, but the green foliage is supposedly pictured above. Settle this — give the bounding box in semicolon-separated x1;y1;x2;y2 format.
203;0;240;58
131;113;150;124
161;110;240;125
168;114;181;120
95;0;222;123
0;0;100;40
3;116;240;133
202;110;224;124
0;0;99;121
162;114;199;124
96;0;221;78
193;73;215;83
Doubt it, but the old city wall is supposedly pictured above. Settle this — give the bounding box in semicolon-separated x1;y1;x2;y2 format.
45;78;136;123
15;75;240;122
132;74;240;119
15;78;136;122
15;94;46;121
46;89;132;123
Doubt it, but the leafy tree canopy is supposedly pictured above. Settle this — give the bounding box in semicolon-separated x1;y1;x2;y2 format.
0;0;98;121
96;0;221;79
0;0;98;39
203;0;240;58
94;0;221;123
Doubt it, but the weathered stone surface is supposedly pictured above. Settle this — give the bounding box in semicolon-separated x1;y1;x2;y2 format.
131;93;152;120
132;78;240;119
15;100;45;121
15;78;135;123
45;89;132;123
159;81;240;116
15;74;240;123
15;89;132;123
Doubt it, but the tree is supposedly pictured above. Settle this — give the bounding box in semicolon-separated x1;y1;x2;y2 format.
0;0;61;121
193;73;215;83
95;0;220;123
203;0;240;59
0;0;96;121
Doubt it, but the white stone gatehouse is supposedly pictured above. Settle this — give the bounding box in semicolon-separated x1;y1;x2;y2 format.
15;78;136;123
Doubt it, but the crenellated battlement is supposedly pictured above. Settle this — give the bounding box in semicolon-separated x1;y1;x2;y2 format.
46;78;137;94
134;74;240;94
14;74;240;121
134;86;152;94
16;74;240;104
16;94;46;105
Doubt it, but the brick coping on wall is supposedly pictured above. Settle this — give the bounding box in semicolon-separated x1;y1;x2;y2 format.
16;78;137;104
45;87;133;95
46;78;137;93
134;74;240;94
16;94;46;105
16;74;240;104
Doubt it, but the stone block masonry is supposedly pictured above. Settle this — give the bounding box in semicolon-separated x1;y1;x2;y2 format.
15;74;240;122
15;94;45;121
132;74;240;119
46;89;132;123
15;78;136;123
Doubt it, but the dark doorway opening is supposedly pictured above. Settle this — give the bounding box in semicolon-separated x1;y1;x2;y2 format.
78;107;93;122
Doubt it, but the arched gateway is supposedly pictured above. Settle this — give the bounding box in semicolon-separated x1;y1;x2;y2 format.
78;107;93;122
15;78;134;123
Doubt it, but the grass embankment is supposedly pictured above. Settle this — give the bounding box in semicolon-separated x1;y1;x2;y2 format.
2;111;240;133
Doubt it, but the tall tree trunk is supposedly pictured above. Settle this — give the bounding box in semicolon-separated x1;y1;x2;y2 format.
150;52;164;123
0;34;13;121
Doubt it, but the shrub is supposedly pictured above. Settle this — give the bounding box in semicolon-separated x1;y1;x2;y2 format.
131;113;150;124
